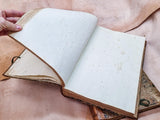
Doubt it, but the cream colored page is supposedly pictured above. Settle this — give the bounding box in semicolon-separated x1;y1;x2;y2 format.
65;26;145;114
10;8;97;83
5;49;62;85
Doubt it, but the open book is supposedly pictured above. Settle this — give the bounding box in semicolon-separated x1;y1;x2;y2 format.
5;8;145;118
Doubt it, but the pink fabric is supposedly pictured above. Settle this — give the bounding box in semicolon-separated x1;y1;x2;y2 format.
122;107;160;120
0;0;160;119
0;78;92;120
72;0;160;32
127;9;160;92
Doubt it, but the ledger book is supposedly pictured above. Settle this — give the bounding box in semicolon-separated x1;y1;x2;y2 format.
5;8;145;118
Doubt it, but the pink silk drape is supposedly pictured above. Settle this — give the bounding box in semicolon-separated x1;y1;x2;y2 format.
0;0;159;119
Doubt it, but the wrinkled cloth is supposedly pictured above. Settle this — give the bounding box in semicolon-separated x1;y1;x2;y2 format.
0;78;92;120
127;9;160;92
0;0;160;120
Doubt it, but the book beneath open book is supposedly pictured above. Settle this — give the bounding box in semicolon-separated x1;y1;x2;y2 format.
5;8;145;118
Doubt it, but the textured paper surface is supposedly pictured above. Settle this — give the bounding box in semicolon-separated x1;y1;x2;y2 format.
7;25;145;116
10;8;97;84
65;26;145;115
90;71;160;120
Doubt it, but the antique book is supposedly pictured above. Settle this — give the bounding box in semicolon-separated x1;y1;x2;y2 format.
89;71;160;120
5;8;145;118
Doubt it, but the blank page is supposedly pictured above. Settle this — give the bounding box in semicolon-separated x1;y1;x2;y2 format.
10;8;97;84
65;26;145;114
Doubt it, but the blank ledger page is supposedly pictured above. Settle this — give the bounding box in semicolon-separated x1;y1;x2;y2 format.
65;26;145;114
10;8;97;84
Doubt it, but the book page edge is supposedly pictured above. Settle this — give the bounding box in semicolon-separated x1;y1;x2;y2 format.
62;88;136;118
5;38;65;87
16;8;42;27
133;41;147;118
6;8;65;86
3;40;65;87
